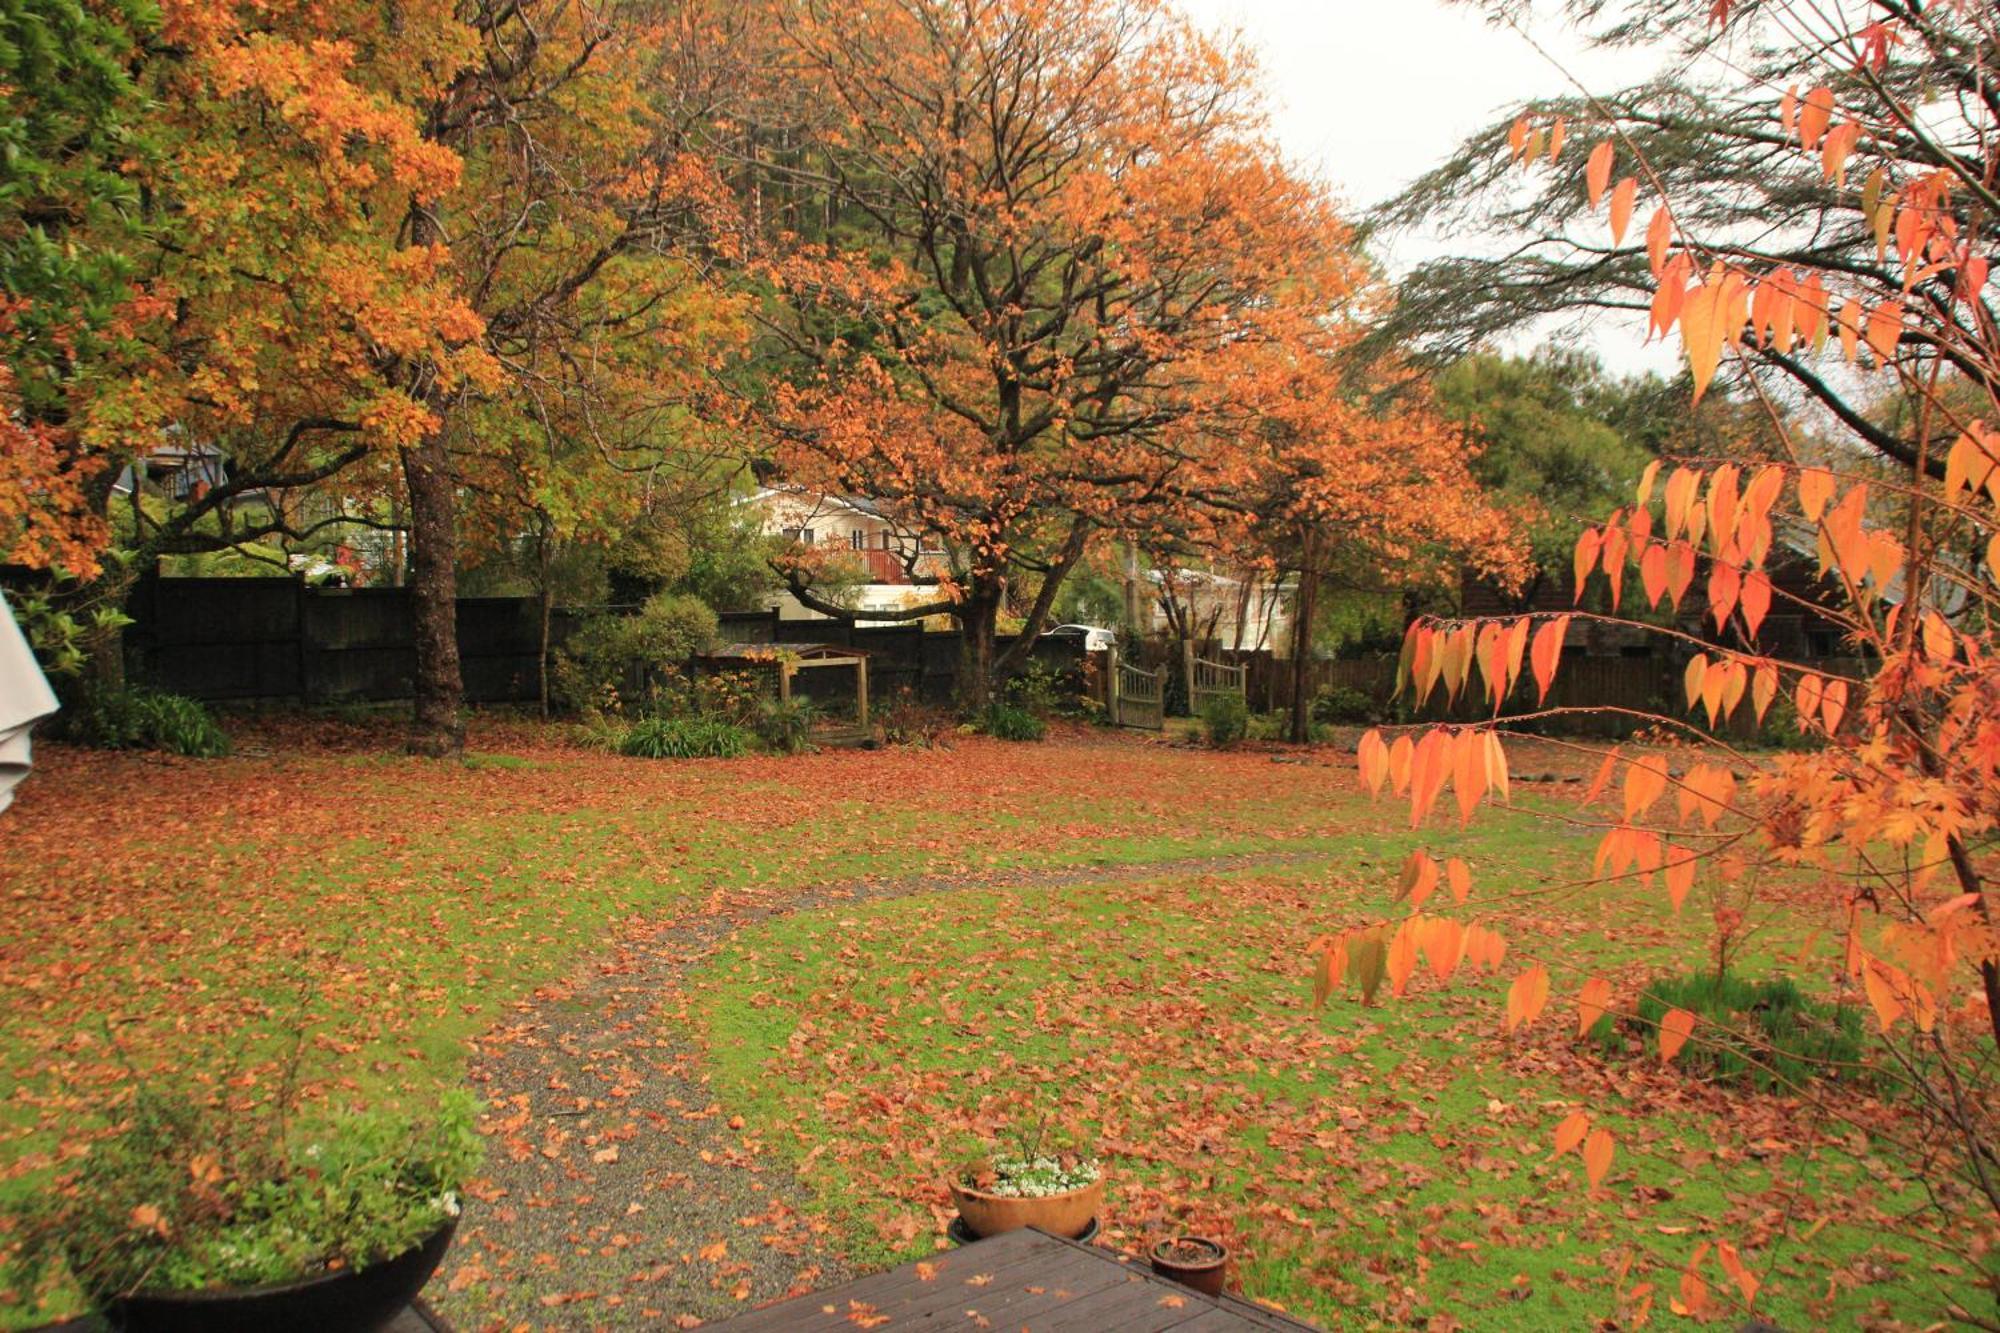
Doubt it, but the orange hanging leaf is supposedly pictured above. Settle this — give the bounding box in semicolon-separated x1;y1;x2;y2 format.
1659;1006;1697;1061
1572;528;1602;601
1645;206;1673;276
1680;279;1725;402
1664;844;1697;911
1639;542;1668;608
1820;678;1849;734
1585;140;1614;208
1582;747;1620;808
1553;1109;1591;1157
1740;569;1772;640
1387;733;1414;796
1387;921;1419;997
1708;560;1742;632
1530;615;1569;705
1683;653;1709;710
1445;856;1471;905
1506;963;1550;1031
1751;663;1779;723
1864;300;1904;364
1798;84;1834;148
1797;466;1834;522
1420;916;1465;980
1357;729;1389;796
1577;976;1612;1036
1624;754;1669;820
1582;1127;1615;1189
1398;849;1439;908
1795;674;1824;733
1608;177;1638;245
1862;959;1907;1031
1452;729;1487;827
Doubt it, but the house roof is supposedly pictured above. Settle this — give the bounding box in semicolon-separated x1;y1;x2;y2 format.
698;641;876;662
747;486;890;521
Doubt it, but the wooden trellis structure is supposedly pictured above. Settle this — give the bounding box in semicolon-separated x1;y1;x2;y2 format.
1104;645;1165;730
694;642;871;728
1184;642;1248;715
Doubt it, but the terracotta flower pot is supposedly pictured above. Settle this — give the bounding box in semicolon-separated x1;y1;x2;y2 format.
1149;1235;1228;1297
946;1175;1104;1240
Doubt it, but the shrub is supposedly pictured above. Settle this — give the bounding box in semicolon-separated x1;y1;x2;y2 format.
61;685;230;758
1587;971;1864;1091
1004;660;1072;718
981;702;1045;742
878;690;954;747
1200;692;1249;747
1311;684;1378;725
9;1089;481;1302
618;715;750;759
551;591;719;715
752;696;816;754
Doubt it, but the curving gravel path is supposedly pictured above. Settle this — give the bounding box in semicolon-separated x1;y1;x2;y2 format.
430;847;1336;1331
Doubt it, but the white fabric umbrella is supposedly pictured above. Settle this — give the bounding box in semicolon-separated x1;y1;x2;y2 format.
0;592;59;814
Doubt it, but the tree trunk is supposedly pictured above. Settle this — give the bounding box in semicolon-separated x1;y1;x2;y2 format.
958;587;1001;713
1288;540;1321;745
402;434;464;756
536;516;554;720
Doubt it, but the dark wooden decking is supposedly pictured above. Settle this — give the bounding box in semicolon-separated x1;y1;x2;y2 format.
713;1227;1320;1331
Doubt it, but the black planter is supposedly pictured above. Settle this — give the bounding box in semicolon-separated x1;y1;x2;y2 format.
104;1217;456;1333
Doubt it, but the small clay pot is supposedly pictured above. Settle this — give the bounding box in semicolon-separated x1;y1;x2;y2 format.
946;1175;1104;1240
1149;1235;1228;1297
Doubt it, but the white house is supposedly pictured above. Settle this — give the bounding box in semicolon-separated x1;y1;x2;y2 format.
743;486;952;624
1148;568;1293;653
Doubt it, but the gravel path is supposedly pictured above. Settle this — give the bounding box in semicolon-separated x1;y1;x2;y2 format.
430;846;1337;1331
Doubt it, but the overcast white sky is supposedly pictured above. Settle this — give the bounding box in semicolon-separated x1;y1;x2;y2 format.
1175;0;1678;372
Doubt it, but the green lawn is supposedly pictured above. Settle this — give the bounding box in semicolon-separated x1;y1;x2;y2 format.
0;725;1979;1329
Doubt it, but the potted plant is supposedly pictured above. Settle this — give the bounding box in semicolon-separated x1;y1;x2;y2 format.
946;1120;1103;1241
1149;1235;1229;1297
8;1086;482;1333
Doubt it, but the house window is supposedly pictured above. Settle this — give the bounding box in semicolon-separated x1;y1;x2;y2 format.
880;532;894;550
851;530;866;550
782;527;814;545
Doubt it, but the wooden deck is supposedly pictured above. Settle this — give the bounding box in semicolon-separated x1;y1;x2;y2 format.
712;1227;1320;1331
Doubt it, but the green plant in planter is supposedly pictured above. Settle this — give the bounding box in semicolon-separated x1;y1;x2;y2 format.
8;1089;482;1307
960;1115;1100;1196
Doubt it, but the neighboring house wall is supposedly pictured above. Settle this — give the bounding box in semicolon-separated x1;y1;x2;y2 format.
747;487;952;624
1150;572;1292;653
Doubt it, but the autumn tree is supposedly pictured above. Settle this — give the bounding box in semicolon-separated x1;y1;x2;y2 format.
28;1;744;749
736;0;1374;707
1198;345;1526;741
1320;2;2000;1321
0;0;155;579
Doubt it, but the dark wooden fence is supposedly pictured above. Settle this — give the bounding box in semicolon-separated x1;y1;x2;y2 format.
124;578;580;705
123;580;1082;708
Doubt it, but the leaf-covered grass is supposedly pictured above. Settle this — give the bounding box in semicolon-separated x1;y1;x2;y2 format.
0;724;1974;1328
694;844;1977;1331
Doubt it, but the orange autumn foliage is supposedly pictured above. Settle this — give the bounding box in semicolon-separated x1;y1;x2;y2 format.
1326;3;2000;1315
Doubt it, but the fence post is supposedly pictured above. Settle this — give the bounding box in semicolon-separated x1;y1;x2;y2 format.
1105;643;1121;725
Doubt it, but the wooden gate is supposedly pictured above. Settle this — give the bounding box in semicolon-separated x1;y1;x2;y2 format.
1109;656;1165;730
1185;645;1248;716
